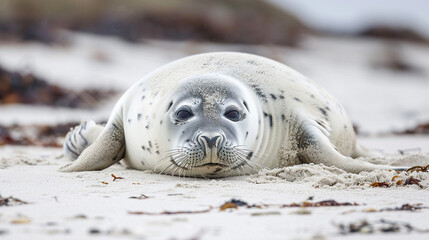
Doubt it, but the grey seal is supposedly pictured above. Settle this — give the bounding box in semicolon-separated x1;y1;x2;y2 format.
60;52;406;177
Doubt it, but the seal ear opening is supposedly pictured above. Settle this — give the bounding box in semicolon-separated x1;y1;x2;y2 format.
59;124;125;172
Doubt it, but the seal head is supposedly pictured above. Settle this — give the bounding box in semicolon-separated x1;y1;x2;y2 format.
158;74;262;177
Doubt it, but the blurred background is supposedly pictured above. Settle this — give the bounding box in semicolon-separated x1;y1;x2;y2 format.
0;0;428;147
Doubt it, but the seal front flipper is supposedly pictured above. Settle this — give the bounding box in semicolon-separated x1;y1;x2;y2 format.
298;123;393;173
59;123;125;172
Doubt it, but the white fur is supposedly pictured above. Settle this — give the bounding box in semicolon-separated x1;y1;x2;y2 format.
60;52;407;175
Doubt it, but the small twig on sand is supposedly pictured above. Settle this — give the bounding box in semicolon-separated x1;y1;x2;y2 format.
111;174;124;181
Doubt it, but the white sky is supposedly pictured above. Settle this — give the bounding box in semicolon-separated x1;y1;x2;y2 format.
268;0;429;37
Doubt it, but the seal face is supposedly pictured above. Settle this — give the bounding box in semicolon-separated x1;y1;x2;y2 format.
60;52;407;176
120;73;264;177
159;74;261;177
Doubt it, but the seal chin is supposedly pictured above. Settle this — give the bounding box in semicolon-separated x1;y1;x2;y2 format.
193;162;229;177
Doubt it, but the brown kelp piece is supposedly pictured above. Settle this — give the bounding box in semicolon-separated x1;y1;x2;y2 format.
404;176;423;188
370;182;391;188
406;164;429;173
281;200;358;208
0;195;29;207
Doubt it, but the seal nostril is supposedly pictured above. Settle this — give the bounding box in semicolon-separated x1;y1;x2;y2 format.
201;136;220;149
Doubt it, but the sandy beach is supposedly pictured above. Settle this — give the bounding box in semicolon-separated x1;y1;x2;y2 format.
1;32;429;239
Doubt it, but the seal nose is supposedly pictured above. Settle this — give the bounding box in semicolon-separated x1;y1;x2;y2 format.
201;136;220;149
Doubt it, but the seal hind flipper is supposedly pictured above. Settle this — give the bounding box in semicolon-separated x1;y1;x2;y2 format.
59;123;125;172
298;124;393;173
63;120;104;161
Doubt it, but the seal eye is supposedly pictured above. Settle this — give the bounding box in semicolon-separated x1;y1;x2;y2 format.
224;110;241;122
176;109;193;121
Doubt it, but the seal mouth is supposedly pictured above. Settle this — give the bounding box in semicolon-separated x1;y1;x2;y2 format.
194;163;228;168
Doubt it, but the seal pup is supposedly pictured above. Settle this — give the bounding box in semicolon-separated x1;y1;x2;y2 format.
60;52;406;177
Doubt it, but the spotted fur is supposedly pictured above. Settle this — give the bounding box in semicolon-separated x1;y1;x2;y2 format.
60;52;408;175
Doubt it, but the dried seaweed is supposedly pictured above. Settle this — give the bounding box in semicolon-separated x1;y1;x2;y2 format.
0;122;79;147
360;26;428;44
404;176;423;188
129;194;150;200
371;173;426;188
0;66;116;108
238;199;357;210
0;67;115;147
251;211;281;216
219;199;250;211
361;204;428;213
220;199;358;211
396;122;429;135
380;203;428;212
370;182;391;188
220;202;239;211
0;195;29;207
128;207;213;215
275;200;358;208
336;219;429;234
128;198;359;216
0;121;111;147
406;164;429;172
167;193;184;196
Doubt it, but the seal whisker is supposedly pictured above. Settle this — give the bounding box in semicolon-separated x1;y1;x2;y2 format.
159;163;175;176
158;151;183;161
230;158;251;176
170;165;180;177
154;160;170;174
164;149;183;153
230;156;252;174
158;156;182;175
233;152;265;173
234;149;265;168
174;155;192;168
239;156;264;175
154;151;184;173
233;164;247;176
234;146;268;159
239;165;251;176
171;156;190;176
178;163;190;178
157;152;191;175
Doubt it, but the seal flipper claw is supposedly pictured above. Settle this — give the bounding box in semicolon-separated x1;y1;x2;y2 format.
298;124;397;173
59;124;125;172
